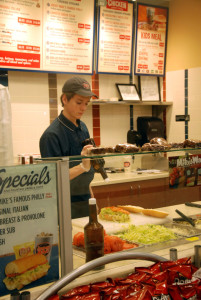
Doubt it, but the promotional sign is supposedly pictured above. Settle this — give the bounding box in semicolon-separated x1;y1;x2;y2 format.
42;0;95;73
0;0;95;74
0;0;42;70
134;4;168;76
169;155;201;189
97;0;134;74
0;163;59;297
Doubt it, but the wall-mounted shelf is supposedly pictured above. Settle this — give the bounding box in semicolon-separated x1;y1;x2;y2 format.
91;100;173;107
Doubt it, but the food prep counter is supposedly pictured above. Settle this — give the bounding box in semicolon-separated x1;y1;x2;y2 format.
29;202;201;300
91;170;169;186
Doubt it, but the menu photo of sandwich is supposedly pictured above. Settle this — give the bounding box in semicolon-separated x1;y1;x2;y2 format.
3;253;50;290
3;232;54;291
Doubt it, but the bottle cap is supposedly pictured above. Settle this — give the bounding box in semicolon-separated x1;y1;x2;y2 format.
89;198;96;205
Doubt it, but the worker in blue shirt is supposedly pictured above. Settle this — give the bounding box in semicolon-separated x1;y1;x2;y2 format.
39;77;97;219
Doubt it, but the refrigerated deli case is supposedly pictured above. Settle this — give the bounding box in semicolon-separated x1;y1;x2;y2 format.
1;147;201;299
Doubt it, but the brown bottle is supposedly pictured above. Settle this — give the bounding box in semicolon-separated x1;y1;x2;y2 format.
84;198;104;268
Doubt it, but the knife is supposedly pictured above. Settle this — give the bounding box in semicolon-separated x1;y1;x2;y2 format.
185;202;201;208
175;209;195;227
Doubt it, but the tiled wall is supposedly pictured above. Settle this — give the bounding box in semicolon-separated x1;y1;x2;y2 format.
7;71;153;160
7;66;201;161
166;66;201;143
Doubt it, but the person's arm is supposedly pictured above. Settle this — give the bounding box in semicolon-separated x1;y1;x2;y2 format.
69;144;93;180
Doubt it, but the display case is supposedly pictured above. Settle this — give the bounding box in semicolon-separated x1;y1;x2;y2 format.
1;147;201;299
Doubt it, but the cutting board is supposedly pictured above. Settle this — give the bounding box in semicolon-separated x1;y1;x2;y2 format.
72;213;171;235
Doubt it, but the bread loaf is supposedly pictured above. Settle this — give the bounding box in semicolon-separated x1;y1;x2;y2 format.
142;209;169;218
5;253;47;275
115;143;139;153
117;205;144;213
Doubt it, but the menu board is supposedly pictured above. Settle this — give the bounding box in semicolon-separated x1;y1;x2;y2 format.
0;0;95;74
134;4;168;76
169;155;201;189
97;0;134;74
0;163;59;297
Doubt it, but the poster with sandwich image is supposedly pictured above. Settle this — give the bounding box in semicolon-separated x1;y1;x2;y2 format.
0;163;59;297
169;154;201;189
134;3;168;76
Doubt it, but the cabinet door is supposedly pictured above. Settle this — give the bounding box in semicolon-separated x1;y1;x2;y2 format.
165;179;201;206
93;178;166;212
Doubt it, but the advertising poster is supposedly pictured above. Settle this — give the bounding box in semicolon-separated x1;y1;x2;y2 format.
134;4;168;76
42;0;95;73
0;163;59;297
0;0;42;70
169;154;201;189
97;0;134;74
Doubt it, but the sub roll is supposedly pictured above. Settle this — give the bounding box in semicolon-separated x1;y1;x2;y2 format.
3;253;50;290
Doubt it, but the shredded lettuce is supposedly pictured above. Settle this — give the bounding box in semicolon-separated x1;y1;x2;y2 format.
116;224;177;244
99;208;130;223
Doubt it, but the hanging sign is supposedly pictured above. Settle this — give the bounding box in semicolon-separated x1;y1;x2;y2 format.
134;4;168;76
0;0;95;74
0;163;59;297
97;0;134;75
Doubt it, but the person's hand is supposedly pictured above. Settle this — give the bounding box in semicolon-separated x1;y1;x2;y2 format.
80;145;93;172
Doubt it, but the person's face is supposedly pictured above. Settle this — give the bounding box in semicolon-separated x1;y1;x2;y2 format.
63;94;90;123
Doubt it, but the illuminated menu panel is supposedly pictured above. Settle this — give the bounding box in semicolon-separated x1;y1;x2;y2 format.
134;4;168;76
97;0;134;75
0;0;95;74
0;0;42;70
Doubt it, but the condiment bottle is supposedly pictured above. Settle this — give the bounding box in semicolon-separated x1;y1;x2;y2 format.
29;155;33;164
84;198;104;269
81;138;109;181
21;156;26;165
20;291;30;300
10;292;20;300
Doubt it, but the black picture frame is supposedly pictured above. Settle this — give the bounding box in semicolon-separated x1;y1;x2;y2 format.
139;76;161;101
116;83;141;101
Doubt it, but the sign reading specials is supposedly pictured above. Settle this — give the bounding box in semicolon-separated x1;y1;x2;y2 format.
97;0;134;75
0;0;95;74
0;163;59;297
134;3;168;76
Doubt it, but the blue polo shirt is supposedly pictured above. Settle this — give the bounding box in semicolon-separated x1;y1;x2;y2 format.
39;111;94;202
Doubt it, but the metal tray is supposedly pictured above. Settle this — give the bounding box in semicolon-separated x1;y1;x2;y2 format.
164;222;201;237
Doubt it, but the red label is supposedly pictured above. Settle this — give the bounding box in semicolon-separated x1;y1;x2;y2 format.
125;35;130;40
84;65;90;70
78;38;84;43
118;66;123;70
85;24;91;29
107;0;128;11
143;64;148;69
84;39;90;43
159;42;164;47
159;53;164;57
78;23;84;28
138;64;143;68
18;17;40;26
124;66;129;70
77;65;83;70
17;45;40;52
119;35;125;39
0;51;40;68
